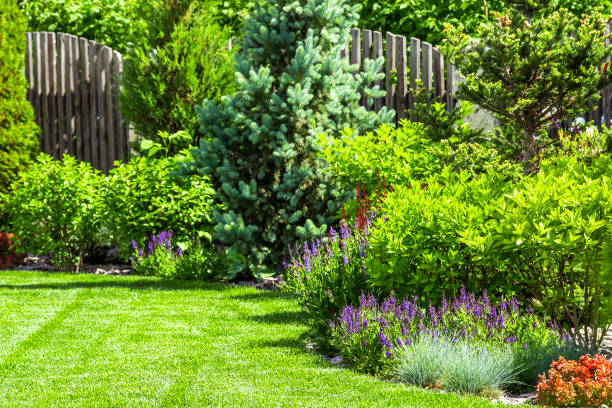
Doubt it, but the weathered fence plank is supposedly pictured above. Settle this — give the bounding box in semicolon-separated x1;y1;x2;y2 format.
373;31;383;112
385;32;397;118
408;37;420;120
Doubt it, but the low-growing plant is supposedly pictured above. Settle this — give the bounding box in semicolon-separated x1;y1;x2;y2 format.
441;340;519;396
394;333;447;388
0;232;23;269
1;154;103;271
282;214;372;351
331;287;578;382
102;155;216;258
536;354;612;407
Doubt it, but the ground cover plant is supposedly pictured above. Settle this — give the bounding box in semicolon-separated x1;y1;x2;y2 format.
184;0;393;278
0;0;39;195
536;354;612;407
0;270;508;408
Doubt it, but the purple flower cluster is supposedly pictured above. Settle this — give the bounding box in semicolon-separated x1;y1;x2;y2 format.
332;287;558;365
130;231;182;260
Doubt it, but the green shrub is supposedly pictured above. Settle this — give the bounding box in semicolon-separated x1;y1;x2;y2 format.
120;3;235;149
19;0;147;53
102;155;216;258
463;155;612;350
185;0;393;278
320;120;521;199
0;0;39;195
1;154;103;271
366;167;514;302
356;0;609;45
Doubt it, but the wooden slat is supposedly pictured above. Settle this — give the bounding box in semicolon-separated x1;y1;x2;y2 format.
94;45;108;172
362;29;372;107
422;42;433;92
373;31;383;112
350;28;361;74
432;48;445;102
92;42;103;171
32;33;43;146
446;62;456;112
57;33;66;157
66;35;77;156
385;32;396;117
79;38;91;163
24;33;33;107
112;51;125;161
47;32;58;158
396;35;408;121
340;40;349;59
41;33;51;154
408;37;420;120
104;47;115;168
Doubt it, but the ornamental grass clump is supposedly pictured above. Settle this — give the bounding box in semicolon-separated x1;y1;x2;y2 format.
331;287;579;382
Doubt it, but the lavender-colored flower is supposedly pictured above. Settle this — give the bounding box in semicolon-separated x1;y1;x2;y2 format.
281;259;287;269
340;223;350;240
386;349;392;358
523;343;529;350
131;239;138;250
532;321;538;329
138;248;143;257
129;256;134;262
342;254;349;265
304;256;311;273
401;326;407;336
505;334;517;343
147;240;154;255
510;297;519;312
328;227;337;243
396;338;403;347
176;247;183;257
363;319;368;328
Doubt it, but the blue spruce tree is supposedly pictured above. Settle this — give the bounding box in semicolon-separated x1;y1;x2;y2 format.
185;0;393;277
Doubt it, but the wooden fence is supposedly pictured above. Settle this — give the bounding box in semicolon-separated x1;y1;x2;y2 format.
24;32;128;173
339;28;456;124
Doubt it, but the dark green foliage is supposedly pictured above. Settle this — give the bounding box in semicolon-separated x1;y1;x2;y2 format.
19;0;148;53
185;0;393;277
120;3;235;150
442;1;612;163
102;156;216;259
1;154;103;271
355;0;609;45
0;0;39;195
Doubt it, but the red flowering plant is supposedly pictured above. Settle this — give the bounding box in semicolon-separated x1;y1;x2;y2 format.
536;354;612;407
0;232;23;269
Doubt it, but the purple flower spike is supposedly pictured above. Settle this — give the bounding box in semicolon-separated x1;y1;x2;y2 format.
131;239;138;250
138;249;143;257
176;247;183;257
505;334;517;343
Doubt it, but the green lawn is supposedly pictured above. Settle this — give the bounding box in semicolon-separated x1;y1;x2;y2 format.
0;271;508;407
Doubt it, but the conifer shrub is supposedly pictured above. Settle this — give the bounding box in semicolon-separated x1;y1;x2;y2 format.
120;2;235;151
0;0;39;195
184;0;393;277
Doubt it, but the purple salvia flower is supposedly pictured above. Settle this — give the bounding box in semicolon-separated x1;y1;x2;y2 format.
138;248;143;257
328;227;337;243
342;254;349;265
505;334;517;343
510;297;519;312
386;349;392;358
176;247;183;257
131;239;138;250
401;326;407;336
304;256;311;273
396;338;403;347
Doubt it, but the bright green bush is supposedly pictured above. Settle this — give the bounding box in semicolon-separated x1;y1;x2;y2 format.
366;167;514;302
1;154;103;271
356;0;609;45
120;3;235;149
0;0;39;195
19;0;148;53
320;120;521;199
185;0;393;278
102;155;216;258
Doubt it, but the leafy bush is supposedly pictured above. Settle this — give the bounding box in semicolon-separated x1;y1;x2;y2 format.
0;0;39;195
320;120;521;196
536;354;612;407
442;1;612;166
366;167;514;302
185;0;393;277
0;232;23;269
131;231;225;280
120;3;235;149
1;154;103;271
19;0;147;53
102;155;216;258
355;0;607;45
332;288;578;382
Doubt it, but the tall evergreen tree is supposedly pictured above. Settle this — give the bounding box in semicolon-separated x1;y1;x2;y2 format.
184;0;393;277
